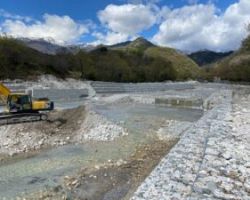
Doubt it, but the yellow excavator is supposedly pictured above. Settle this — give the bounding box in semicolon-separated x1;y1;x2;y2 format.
0;82;54;125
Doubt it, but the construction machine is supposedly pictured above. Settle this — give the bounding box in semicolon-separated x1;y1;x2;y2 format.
0;82;54;126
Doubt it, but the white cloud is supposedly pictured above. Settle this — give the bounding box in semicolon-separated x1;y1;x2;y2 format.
98;4;157;37
1;14;89;44
153;0;250;52
0;9;32;22
92;31;130;45
1;1;250;52
127;0;161;4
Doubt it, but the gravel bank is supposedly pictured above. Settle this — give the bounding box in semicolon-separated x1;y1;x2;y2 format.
74;109;128;142
0;106;128;157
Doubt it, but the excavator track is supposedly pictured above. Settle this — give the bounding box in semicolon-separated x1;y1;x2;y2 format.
0;113;48;126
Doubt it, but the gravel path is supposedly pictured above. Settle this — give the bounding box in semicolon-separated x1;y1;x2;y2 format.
132;88;250;199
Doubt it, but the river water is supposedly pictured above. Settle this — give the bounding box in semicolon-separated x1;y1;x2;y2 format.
0;101;203;198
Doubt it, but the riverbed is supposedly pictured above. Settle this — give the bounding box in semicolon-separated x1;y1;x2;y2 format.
0;103;203;198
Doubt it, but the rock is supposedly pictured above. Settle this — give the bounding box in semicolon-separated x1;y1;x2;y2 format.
199;170;209;178
239;176;246;183
3;142;9;147
227;170;241;180
220;182;234;194
9;152;17;157
38;139;44;145
242;109;247;113
116;159;125;166
71;179;79;186
95;165;100;170
213;189;237;200
221;152;233;160
244;162;250;168
244;182;250;193
182;174;194;185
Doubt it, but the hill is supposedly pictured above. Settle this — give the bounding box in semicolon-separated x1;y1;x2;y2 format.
212;35;250;82
0;37;200;82
0;37;75;79
188;50;233;66
144;47;199;80
105;37;200;80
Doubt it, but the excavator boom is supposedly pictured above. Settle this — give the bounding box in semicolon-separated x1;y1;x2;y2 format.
0;83;11;98
0;83;11;104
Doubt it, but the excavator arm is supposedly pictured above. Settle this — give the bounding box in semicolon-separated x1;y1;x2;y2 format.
0;83;11;104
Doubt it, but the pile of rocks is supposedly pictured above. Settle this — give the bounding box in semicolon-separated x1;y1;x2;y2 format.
0;124;70;157
76;110;128;142
0;106;128;157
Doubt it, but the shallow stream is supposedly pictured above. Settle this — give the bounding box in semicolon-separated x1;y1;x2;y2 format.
0;104;203;198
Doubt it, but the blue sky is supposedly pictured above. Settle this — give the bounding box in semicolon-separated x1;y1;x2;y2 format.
0;0;249;52
0;0;237;18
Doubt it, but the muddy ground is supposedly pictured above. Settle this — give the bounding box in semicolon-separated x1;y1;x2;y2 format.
24;139;177;200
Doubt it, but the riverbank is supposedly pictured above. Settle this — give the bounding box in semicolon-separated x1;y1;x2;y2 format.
132;87;250;200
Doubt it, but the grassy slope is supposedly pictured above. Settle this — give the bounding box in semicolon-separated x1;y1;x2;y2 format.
145;47;200;80
213;36;250;81
112;38;200;80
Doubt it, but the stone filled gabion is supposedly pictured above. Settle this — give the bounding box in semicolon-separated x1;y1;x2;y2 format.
132;90;250;200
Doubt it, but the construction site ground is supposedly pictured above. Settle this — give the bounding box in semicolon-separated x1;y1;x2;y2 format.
0;76;249;199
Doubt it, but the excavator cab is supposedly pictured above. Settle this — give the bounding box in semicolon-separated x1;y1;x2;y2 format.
7;94;33;113
7;94;54;113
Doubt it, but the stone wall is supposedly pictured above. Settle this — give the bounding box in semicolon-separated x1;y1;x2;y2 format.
131;90;250;199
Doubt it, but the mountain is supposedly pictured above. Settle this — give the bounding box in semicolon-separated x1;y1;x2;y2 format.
19;37;154;55
19;38;100;55
212;35;250;82
19;38;71;55
188;50;233;66
109;38;199;80
0;36;200;82
108;37;154;51
122;37;154;49
77;37;200;81
108;41;131;49
86;37;154;52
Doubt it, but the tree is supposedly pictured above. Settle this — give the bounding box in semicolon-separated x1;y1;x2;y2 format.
247;23;250;33
76;50;93;80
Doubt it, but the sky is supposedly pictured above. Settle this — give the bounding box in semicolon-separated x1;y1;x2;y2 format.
0;0;250;52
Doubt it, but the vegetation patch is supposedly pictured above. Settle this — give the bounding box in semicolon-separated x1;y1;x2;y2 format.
0;37;200;82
